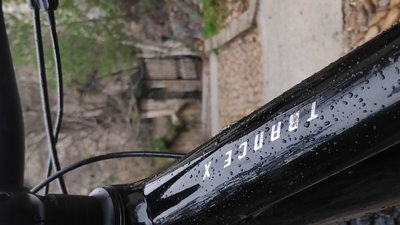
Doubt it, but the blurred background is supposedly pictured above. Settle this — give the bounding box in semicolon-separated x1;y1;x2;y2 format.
3;0;400;224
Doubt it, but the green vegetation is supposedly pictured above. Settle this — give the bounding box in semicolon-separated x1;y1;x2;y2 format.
202;0;248;38
151;137;169;152
201;0;218;38
4;0;137;89
151;122;182;152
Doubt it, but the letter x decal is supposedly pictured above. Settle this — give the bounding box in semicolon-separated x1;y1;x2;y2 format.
203;161;212;180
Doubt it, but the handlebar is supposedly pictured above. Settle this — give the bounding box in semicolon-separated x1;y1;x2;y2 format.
0;190;104;224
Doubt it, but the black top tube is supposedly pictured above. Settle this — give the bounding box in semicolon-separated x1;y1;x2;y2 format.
101;22;400;224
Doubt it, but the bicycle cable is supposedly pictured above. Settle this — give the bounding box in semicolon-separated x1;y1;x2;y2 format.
43;9;64;195
30;3;68;194
31;151;185;194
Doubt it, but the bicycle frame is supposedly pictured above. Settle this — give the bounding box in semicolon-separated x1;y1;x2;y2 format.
96;23;400;224
2;0;400;224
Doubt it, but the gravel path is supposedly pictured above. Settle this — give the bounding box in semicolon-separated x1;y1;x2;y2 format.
344;0;400;52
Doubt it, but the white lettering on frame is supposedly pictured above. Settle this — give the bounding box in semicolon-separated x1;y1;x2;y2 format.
224;150;232;168
271;122;281;142
238;141;248;160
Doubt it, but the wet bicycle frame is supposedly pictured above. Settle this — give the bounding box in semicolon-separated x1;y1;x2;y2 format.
1;0;400;224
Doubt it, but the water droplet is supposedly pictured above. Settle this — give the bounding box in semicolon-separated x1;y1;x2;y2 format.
348;92;354;98
324;121;331;126
396;67;400;74
342;101;348;105
282;139;287;143
378;71;385;80
304;122;310;128
364;80;369;84
358;98;363;102
229;171;233;176
330;105;334;110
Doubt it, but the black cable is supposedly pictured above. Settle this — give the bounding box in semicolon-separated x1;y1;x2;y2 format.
44;157;52;195
47;11;63;143
43;10;64;195
32;8;68;194
31;151;185;194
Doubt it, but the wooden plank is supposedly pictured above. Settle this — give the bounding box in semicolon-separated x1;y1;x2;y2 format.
149;80;200;92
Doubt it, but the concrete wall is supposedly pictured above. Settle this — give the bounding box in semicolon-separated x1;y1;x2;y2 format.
257;0;343;102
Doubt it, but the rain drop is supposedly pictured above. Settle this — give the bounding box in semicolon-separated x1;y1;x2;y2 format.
378;71;385;80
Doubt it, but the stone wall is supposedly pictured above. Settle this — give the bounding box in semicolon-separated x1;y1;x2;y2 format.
217;27;263;128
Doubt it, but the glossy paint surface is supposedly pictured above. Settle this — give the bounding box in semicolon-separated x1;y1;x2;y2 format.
250;143;400;224
120;23;400;224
